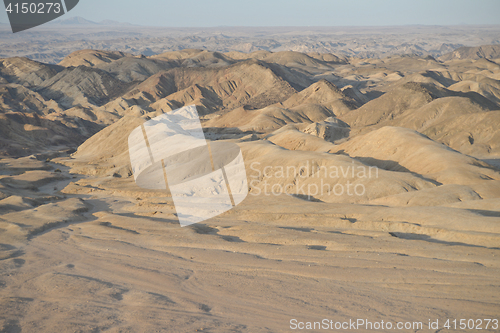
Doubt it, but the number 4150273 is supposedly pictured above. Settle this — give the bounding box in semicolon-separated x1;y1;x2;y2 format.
443;319;498;330
5;2;62;14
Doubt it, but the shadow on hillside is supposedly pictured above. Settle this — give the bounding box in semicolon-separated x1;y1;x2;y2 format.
482;158;500;171
389;232;498;250
203;127;260;140
339;154;442;186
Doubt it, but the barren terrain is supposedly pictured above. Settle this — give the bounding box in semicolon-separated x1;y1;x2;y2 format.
0;30;500;332
1;21;499;63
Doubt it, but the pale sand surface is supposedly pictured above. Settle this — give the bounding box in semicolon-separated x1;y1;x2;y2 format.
0;156;498;332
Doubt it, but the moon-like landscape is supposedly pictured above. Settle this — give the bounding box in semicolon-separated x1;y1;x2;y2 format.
0;13;499;333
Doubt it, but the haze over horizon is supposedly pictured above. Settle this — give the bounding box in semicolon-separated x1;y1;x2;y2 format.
1;0;500;28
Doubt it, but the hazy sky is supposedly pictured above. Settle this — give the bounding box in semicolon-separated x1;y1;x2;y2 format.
1;0;500;27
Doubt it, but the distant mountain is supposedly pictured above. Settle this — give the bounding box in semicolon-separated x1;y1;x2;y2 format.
51;16;97;25
50;16;133;26
99;19;133;26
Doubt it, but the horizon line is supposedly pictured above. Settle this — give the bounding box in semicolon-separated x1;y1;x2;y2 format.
2;15;500;29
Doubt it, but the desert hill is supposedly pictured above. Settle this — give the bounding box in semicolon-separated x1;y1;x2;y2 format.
58;49;134;67
260;51;340;74
96;57;178;83
339;81;500;155
282;79;358;112
448;75;500;104
0;82;107;156
37;65;130;107
331;126;500;185
203;80;356;133
123;60;299;113
0;57;63;87
439;44;500;61
2;47;500;159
